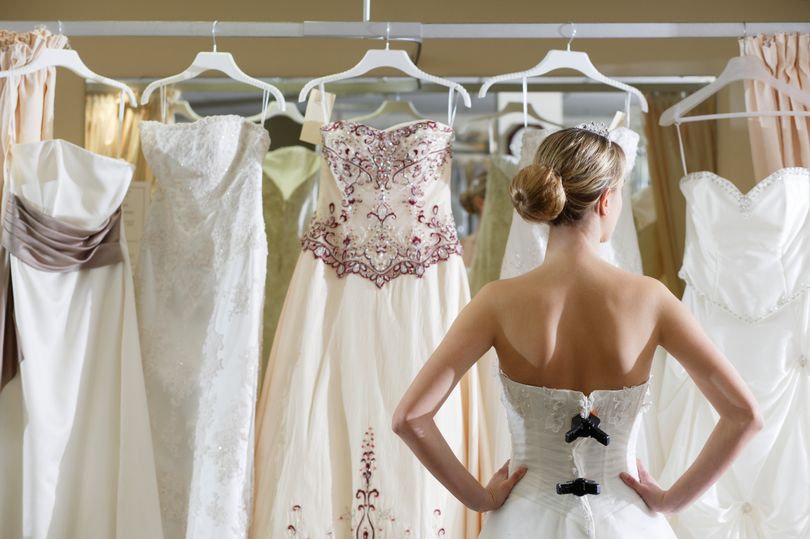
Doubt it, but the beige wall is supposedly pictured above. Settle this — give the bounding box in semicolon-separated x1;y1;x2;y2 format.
6;0;809;181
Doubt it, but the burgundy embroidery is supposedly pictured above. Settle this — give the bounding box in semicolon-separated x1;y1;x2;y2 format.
302;121;462;288
354;427;381;538
287;425;447;537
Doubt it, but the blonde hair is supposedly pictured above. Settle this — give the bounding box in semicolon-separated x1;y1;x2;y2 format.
460;174;487;215
510;128;625;225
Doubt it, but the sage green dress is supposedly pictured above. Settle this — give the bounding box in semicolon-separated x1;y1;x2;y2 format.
468;155;518;296
261;146;320;378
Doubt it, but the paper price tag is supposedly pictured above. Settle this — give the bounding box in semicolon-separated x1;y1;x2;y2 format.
609;111;626;131
300;88;336;145
122;181;150;272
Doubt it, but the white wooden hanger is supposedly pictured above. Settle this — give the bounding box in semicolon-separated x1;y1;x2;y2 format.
140;21;285;112
659;54;810;125
349;96;425;123
246;100;305;124
0;48;138;107
479;24;648;113
299;24;471;124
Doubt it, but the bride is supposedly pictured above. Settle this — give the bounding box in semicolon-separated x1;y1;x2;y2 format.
393;124;762;538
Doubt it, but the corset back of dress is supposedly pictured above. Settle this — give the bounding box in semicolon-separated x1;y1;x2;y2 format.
302;120;461;287
499;372;650;512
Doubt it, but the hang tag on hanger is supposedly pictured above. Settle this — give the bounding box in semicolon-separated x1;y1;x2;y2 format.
608;111;625;131
300;88;336;144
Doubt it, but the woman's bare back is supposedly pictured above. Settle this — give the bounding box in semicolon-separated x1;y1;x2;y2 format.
485;252;662;394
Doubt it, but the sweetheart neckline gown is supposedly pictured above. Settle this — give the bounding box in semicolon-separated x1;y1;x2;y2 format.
649;166;810;539
252;119;481;538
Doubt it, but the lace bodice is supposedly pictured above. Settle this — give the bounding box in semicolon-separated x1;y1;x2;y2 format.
302;120;461;288
679;168;810;322
500;371;650;529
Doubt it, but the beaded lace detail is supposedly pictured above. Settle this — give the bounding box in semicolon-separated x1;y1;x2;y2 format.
499;371;651;433
302;120;462;288
138;115;269;538
680;168;809;214
679;167;810;322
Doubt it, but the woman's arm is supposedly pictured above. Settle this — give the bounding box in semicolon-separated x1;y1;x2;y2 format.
621;281;763;513
392;283;526;512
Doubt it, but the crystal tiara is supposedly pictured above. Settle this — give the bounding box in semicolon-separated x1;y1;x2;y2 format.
575;121;610;139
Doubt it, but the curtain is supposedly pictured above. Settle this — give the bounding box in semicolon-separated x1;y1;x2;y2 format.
739;33;810;180
642;92;718;297
84;90;168;184
0;28;68;539
0;29;68;189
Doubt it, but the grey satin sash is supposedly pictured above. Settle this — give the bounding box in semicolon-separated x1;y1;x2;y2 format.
0;194;124;391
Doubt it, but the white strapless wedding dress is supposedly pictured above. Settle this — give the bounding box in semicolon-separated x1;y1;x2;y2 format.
480;371;676;538
650;167;810;538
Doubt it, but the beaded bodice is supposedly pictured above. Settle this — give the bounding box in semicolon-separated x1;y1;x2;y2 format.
679;168;810;322
302;120;462;287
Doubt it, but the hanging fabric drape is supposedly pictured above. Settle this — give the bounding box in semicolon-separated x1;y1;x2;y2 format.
84;90;169;184
0;29;68;191
739;32;810;180
642;91;718;297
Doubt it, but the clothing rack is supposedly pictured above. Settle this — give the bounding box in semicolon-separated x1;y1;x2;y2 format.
1;21;808;41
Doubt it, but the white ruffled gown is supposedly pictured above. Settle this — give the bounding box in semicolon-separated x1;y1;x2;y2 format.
651;167;810;538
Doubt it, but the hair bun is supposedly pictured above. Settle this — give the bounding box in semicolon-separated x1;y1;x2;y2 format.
510;163;566;223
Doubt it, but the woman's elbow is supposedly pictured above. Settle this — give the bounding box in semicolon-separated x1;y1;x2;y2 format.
748;405;764;433
391;406;411;437
732;401;764;434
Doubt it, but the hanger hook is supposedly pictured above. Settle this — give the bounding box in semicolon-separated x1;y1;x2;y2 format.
741;21;748;40
566;22;577;51
57;20;63;35
385;22;391;50
212;20;218;52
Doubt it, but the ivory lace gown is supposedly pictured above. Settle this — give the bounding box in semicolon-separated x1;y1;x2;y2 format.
652;167;810;538
138;115;270;539
252;120;478;538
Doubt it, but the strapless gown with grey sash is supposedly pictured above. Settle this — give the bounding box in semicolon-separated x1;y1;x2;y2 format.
0;139;163;539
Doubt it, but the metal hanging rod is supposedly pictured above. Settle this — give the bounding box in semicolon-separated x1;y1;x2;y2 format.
1;21;807;40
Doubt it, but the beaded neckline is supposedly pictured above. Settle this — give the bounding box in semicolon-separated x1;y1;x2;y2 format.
680;167;810;321
321;119;454;134
681;168;810;212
